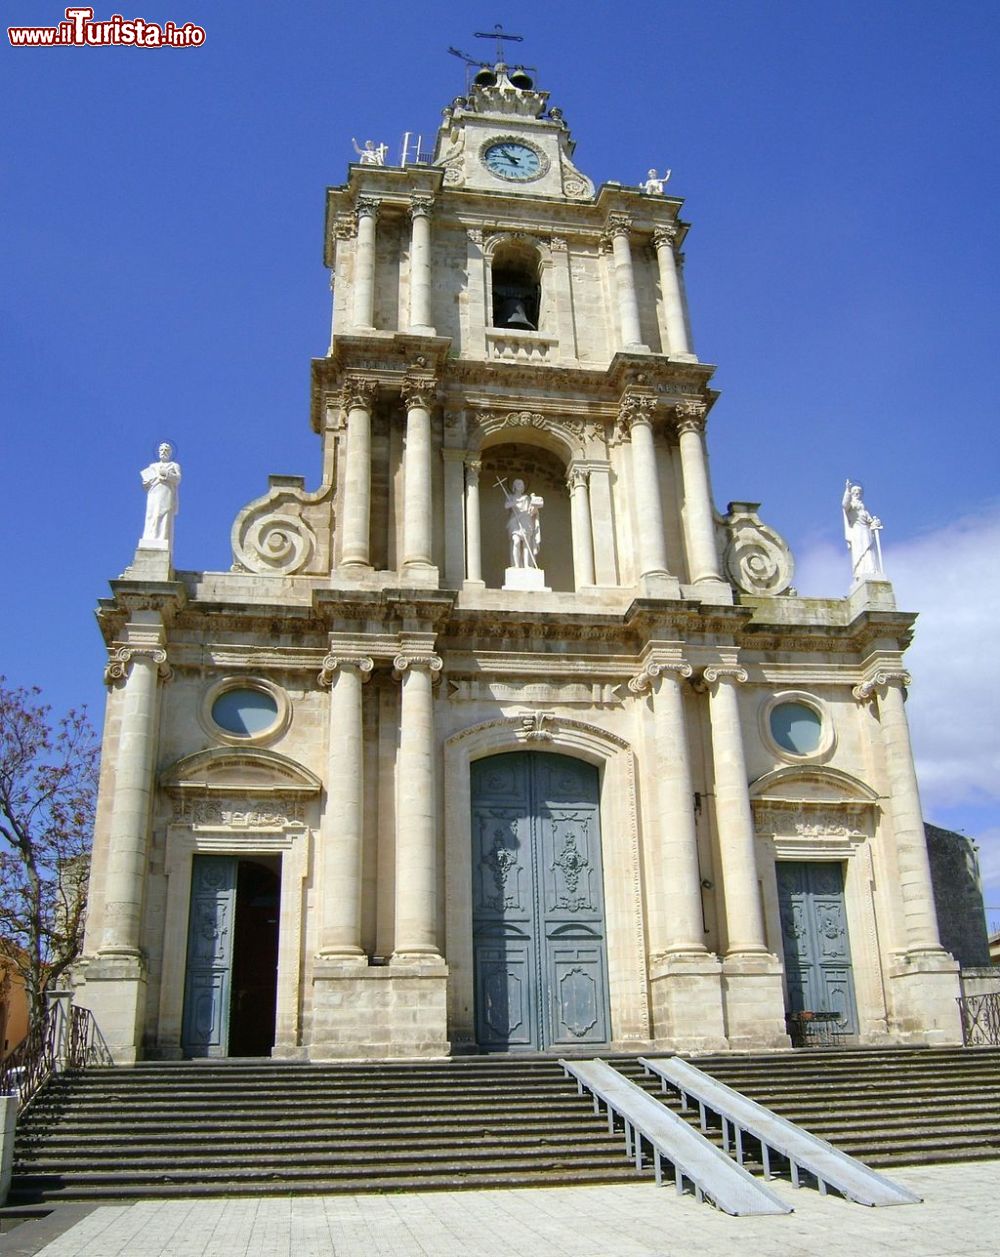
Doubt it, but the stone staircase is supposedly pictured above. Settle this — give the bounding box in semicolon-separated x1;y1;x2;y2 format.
7;1047;999;1203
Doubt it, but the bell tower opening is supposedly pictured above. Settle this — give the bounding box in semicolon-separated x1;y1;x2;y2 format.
491;240;541;331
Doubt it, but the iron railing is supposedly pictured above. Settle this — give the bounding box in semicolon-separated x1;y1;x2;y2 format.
957;993;1000;1046
0;1001;113;1110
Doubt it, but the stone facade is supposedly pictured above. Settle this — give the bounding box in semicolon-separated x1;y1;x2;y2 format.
74;63;963;1062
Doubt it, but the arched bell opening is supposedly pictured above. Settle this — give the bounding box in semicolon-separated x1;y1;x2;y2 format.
479;444;574;591
490;240;541;331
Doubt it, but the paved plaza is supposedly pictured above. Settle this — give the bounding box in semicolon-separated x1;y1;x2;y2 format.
2;1161;997;1257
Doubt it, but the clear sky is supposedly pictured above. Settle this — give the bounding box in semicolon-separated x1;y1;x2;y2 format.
3;2;998;921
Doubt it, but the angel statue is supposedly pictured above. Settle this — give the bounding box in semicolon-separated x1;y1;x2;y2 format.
642;168;672;195
352;137;388;166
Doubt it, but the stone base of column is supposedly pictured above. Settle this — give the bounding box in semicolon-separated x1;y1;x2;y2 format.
720;952;790;1049
667;352;699;364
680;580;733;606
122;543;172;582
886;950;962;1044
461;579;487;592
649;953;727;1052
638;571;681;599
332;563;376;588
400;561;440;588
309;960;450;1059
72;953;148;1065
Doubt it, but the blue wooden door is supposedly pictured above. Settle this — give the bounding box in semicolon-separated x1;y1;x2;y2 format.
181;855;237;1057
471;753;610;1051
777;861;858;1033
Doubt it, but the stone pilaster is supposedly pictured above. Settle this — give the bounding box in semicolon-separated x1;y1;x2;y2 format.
339;378;377;569
351;196;379;330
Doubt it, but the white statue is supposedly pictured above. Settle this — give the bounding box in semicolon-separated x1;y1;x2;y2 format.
642;168;672;195
352;137;388;166
141;442;181;545
842;479;883;582
500;477;544;569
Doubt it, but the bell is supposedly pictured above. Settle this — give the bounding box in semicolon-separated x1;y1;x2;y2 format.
473;67;497;87
502;298;535;331
509;68;533;90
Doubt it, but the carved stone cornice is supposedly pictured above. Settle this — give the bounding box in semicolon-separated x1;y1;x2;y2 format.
104;645;171;687
408;194;434;220
651;224;679;251
627;659;693;695
674;400;708;435
318;655;374;687
341;377;379;411
853;669;911;703
355;195;381;221
392;653;444;681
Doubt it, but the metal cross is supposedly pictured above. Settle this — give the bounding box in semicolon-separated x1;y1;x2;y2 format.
474;24;524;62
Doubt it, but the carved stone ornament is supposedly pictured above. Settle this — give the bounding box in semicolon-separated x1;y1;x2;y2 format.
355;196;381;221
651;224;679;251
235;512;318;576
566;466;589;492
627;659;693;695
341;378;379;412
722;503;795;597
401;376;437;412
702;665;749;687
674;400;708;434
172;796;306;828
318;655;374;687
408;194;434;220
517;711;554;742
104;645;171;686
392;653;444;679
465;459;482;485
752;802;868;840
853;669;911;703
602;212;633;246
616;389;657;438
466;226;484;245
334;216;357;241
549;236;568;253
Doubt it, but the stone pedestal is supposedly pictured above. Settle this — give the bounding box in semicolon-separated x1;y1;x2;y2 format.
503;566;550;592
122;542;171;581
649;954;727;1052
310;961;450;1058
720;953;789;1049
72;954;147;1064
886;952;963;1044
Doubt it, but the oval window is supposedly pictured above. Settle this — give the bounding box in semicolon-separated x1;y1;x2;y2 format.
211;687;279;737
769;701;822;756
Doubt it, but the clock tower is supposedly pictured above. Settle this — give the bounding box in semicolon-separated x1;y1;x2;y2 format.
77;56;962;1063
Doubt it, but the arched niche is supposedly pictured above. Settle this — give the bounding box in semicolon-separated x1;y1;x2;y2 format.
485;234;548;332
479;441;573;591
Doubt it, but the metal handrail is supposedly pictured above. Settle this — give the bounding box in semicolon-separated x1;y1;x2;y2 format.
957;993;1000;1046
0;1003;113;1110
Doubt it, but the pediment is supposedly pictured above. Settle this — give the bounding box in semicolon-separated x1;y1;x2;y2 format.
749;765;879;805
161;747;322;796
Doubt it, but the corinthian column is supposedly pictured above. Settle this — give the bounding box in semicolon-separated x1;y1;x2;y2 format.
567;466;596;589
703;665;768;956
629;660;705;954
392;652;443;961
317;654;374;958
674;401;724;584
604;214;647;351
401;376;435;574
652;224;694;358
408;195;434;334
100;640;170;955
854;669;944;954
351;197;380;330
340;379;377;568
619;390;670;581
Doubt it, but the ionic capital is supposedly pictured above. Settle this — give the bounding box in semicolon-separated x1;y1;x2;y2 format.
318;655;374;688
627;659;693;695
103;645;171;687
355;195;381;221
701;665;749;689
408;194;434;220
674;400;708;435
341;377;378;412
392;653;444;681
652;224;679;251
853;669;911;703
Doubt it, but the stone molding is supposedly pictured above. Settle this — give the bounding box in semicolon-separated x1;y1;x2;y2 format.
104;645;170;687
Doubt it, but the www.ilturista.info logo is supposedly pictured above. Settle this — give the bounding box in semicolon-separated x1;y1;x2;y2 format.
8;6;205;47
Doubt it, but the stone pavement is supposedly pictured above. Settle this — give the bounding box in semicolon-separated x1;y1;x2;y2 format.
5;1161;998;1257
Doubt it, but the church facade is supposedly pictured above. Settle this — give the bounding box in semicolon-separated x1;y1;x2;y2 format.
75;63;962;1063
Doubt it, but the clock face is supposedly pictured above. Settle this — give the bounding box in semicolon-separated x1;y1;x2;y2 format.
483;141;543;182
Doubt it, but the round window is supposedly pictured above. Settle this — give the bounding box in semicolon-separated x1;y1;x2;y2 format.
211;687;279;738
769;701;823;756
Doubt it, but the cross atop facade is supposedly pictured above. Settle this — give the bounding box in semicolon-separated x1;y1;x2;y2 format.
474;24;524;63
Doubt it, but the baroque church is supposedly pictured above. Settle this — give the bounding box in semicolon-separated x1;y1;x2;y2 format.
75;58;963;1063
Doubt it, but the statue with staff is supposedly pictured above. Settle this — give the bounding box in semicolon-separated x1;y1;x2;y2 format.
842;479;884;581
496;476;544;569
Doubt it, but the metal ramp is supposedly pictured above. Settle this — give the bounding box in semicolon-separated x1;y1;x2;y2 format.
639;1056;921;1207
561;1059;791;1216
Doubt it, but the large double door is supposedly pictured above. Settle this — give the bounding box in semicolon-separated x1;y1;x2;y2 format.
777;860;858;1033
471;752;611;1051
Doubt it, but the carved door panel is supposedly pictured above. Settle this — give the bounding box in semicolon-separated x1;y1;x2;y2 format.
777;861;858;1033
471;752;610;1051
181;855;237;1058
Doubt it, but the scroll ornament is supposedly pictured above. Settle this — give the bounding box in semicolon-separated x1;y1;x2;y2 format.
721;503;794;597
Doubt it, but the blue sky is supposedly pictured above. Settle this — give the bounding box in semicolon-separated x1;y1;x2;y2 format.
3;2;998;921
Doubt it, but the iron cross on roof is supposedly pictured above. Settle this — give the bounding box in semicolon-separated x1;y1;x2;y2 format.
474;24;523;63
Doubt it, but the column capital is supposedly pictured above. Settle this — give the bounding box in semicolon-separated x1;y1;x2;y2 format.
355;195;381;221
393;653;443;681
465;458;482;483
652;223;679;251
401;374;438;412
104;645;170;687
408;193;435;220
853;668;911;702
628;658;693;695
674;400;708;435
341;377;378;411
701;664;749;689
566;465;590;492
616;387;658;437
318;654;374;687
602;212;633;245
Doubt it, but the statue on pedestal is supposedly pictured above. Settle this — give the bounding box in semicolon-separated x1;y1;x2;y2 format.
499;477;544;569
642;168;672;195
842;479;884;581
352;137;388;166
140;442;181;547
